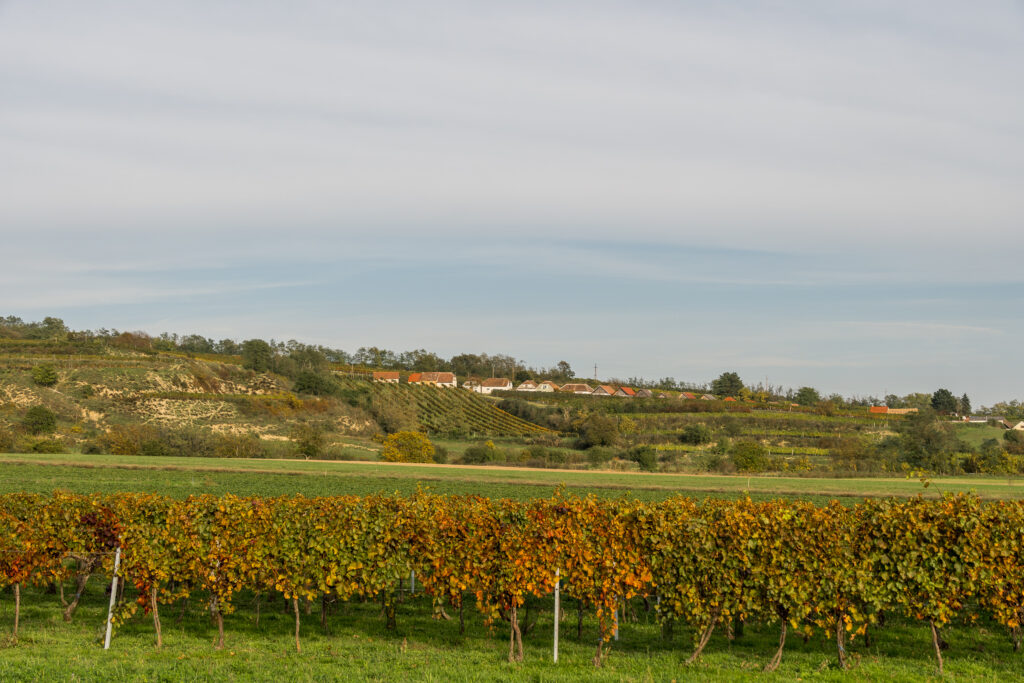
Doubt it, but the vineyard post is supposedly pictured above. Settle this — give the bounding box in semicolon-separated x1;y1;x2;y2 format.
410;570;415;595
613;607;619;641
103;546;122;651
553;569;560;663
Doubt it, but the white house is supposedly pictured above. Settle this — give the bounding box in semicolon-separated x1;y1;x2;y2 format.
409;372;457;388
516;380;539;392
537;381;560;392
560;383;594;395
372;371;399;383
475;377;513;394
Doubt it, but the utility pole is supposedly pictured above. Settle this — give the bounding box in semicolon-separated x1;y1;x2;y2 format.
594;363;598;381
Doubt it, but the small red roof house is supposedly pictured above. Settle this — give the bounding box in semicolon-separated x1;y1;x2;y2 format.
516;380;539;392
537;381;560;392
723;397;737;402
869;406;889;414
592;385;617;396
560;383;594;394
476;377;513;394
372;371;400;383
635;388;653;398
410;372;457;387
614;386;637;397
681;392;698;400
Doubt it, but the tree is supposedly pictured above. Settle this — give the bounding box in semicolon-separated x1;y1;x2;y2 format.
730;441;769;472
22;406;57;435
556;361;574;379
795;386;821;406
290;423;325;459
711;372;743;398
30;363;58;387
380;431;436;463
931;389;957;414
959;394;972;416
579;414;619;449
241;339;273;372
293;370;336;396
896;408;960;472
680;424;713;445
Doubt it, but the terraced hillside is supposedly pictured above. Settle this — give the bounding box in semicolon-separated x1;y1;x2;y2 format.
338;378;553;437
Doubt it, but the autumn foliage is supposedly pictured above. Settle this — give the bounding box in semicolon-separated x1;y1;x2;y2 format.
1;491;1022;671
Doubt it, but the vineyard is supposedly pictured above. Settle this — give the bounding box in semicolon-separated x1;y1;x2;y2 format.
2;491;1022;674
354;381;553;437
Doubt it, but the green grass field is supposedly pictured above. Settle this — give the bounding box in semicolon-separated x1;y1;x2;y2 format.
3;453;1024;505
2;577;1020;681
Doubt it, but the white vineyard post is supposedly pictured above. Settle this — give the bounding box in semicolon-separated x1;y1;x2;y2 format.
553;569;560;663
613;605;619;641
410;570;415;595
103;546;122;650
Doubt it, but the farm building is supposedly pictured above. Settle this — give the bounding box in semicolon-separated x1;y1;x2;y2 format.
1002;420;1024;431
635;388;653;398
560;383;594;394
591;385;617;397
410;372;457;388
372;371;399;383
614;387;637;397
680;392;698;400
537;381;560;392
475;378;513;394
516;380;539;392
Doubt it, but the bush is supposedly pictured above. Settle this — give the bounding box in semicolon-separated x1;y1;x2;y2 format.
578;414;620;449
22;406;57;435
679;423;713;445
214;433;265;459
730;441;769;472
380;431;436;463
627;445;658;472
586;446;616;467
29;438;64;453
291;423;327;459
0;427;13;452
31;363;58;386
462;440;504;464
432;444;449;464
293;370;338;396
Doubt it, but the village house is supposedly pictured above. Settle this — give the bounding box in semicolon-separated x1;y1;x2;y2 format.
635;388;653;398
560;383;594;395
475;378;513;394
614;386;637;397
657;392;671;399
680;392;698;400
409;372;457;388
591;385;617;397
515;380;538;392
701;394;716;401
537;381;560;392
372;371;399;383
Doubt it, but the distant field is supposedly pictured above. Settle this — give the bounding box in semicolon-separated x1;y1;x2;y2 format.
2;453;1023;504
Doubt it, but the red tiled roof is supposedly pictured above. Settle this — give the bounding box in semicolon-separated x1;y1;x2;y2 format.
868;406;888;414
407;373;422;383
482;378;512;388
373;371;399;380
617;387;637;396
723;397;737;402
681;392;697;400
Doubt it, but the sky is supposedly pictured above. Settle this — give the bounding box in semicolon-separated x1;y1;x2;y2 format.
1;1;1022;404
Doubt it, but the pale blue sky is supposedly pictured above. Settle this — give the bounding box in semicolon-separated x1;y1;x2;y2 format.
1;2;1022;404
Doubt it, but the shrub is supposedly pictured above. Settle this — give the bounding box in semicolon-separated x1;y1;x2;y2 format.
31;363;58;386
22;406;57;435
29;438;64;453
432;444;449;464
380;431;436;463
586;446;616;467
679;423;713;445
291;423;327;459
578;414;620;449
627;445;658;472
293;370;338;396
0;427;13;452
214;433;265;459
731;441;769;472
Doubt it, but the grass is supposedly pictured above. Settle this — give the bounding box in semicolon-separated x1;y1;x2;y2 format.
3;454;1024;680
2;579;1022;681
955;424;1007;449
3;453;1024;505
